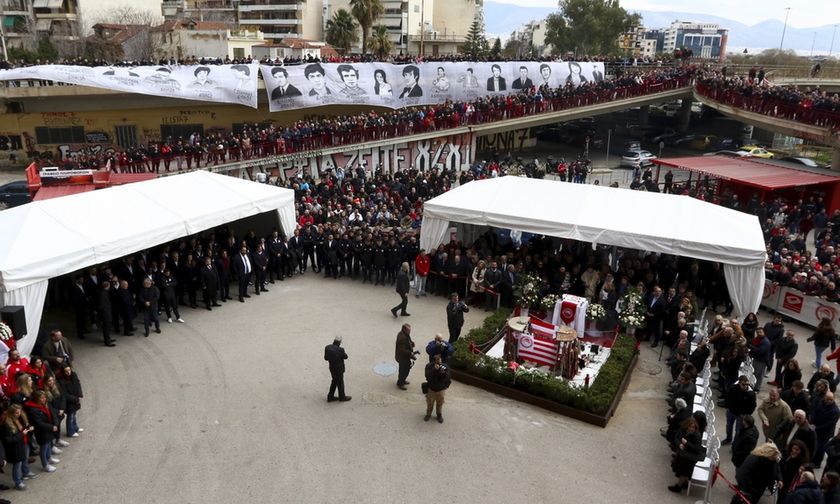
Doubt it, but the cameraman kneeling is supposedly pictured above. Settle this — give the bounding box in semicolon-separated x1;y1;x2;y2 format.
425;354;451;423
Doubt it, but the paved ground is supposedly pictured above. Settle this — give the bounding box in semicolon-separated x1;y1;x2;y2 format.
7;271;813;504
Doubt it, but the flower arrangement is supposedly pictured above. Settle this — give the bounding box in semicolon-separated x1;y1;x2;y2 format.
586;303;607;320
540;294;559;312
514;273;542;310
0;322;12;341
617;290;646;329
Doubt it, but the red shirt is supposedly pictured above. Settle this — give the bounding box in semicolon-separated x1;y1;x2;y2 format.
415;254;430;276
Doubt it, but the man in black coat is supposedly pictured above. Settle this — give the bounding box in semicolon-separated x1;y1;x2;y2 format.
391;262;411;317
159;269;183;323
268;231;284;283
231;245;253;303
252;243;269;294
323;233;340;279
722;376;757;445
483;261;503;310
732;414;759;467
200;256;221;310
646;286;666;347
324;336;351;402
772;409;817;457
138;278;161;337
116;280;136;336
772;330;799;386
446;292;470;344
98;281;116;347
500;264;517;308
373;238;388;286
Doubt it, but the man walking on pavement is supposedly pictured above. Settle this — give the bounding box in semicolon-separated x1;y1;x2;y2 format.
324;336;351;403
395;323;416;390
391;262;411;318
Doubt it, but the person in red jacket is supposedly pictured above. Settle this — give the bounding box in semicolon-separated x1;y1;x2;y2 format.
415;249;430;298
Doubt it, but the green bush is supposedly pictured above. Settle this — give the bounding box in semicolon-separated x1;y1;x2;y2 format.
453;317;638;417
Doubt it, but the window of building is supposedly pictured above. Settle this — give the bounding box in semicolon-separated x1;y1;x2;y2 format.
233;47;245;59
414;5;419;12
34;126;85;144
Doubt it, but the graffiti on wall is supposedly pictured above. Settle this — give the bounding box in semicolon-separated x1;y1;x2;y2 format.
475;128;536;152
57;143;118;161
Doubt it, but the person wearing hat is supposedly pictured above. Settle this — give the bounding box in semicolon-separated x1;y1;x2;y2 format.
324;336;351;403
446;293;470;344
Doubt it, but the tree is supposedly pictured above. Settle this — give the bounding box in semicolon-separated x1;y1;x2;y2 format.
545;0;640;57
90;6;162;62
349;0;384;54
326;9;359;55
491;38;502;59
462;16;489;60
369;25;393;60
502;37;524;59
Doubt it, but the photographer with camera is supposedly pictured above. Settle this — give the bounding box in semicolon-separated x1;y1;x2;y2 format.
426;333;454;364
424;354;451;423
446;293;470;344
395;323;416;390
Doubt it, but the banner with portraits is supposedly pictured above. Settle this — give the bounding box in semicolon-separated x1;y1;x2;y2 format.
0;63;260;108
260;61;605;112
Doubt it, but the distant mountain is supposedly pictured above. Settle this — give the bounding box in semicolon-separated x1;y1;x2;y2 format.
484;2;838;54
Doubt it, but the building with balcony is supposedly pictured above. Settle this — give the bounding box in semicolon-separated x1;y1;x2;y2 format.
618;26;657;59
238;0;323;42
161;0;238;22
661;21;727;60
1;0;35;51
152;18;265;60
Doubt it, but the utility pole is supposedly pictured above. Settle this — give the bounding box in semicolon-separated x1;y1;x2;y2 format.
830;24;838;57
810;31;816;57
779;7;791;52
419;0;425;57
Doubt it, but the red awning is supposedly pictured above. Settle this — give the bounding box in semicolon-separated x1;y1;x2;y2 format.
33;184;95;201
653;156;840;190
109;173;158;185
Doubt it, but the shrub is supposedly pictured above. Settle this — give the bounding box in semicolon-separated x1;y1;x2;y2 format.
453;315;637;417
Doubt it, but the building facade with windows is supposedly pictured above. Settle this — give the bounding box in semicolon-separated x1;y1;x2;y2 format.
661;21;727;59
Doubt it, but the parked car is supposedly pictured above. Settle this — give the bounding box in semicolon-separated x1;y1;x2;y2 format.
779;156;821;168
620;150;657;169
0;180;30;209
738;146;775;159
648;128;679;145
708;137;743;151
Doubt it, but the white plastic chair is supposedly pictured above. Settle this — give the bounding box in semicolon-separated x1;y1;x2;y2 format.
686;446;719;496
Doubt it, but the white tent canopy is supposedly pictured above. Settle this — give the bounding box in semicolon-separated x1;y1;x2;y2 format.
0;170;296;355
419;176;766;317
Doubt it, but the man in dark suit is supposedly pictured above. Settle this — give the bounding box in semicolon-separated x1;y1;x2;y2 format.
446;292;470;343
138;277;161;337
231;245;252;302
268;231;284;283
324;233;339;279
511;66;533;90
646;285;665;347
200;256;221;310
289;229;304;274
98;281;116;347
270;67;302;101
117;280;136;336
399;65;423;98
486;64;506;92
324;336;351;402
500;264;517;308
252;243;269;294
771;409;817;457
71;276;88;339
83;267;99;326
483;261;503;310
391;262;411;317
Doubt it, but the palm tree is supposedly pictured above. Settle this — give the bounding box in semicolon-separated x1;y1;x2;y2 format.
369;25;393;60
325;9;359;55
349;0;384;54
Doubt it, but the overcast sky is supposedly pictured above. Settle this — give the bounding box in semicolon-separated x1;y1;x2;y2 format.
503;0;840;29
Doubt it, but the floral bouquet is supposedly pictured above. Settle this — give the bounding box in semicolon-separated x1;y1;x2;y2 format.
586;303;607;320
618;311;646;328
515;273;542;310
617;290;646;329
540;294;559;312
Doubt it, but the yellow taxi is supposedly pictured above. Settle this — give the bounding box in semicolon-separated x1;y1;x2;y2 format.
738;146;775;159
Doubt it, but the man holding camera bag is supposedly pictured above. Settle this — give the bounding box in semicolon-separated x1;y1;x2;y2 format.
424;354;451;423
395;323;416;390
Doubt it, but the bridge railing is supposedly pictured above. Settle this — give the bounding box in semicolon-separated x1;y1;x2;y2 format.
49;77;693;173
694;82;840;130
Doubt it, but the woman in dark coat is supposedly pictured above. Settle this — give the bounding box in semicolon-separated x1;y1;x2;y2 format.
782;359;803;391
779;439;810;503
57;364;83;437
808;318;837;370
668;417;705;492
732;442;783;504
1;403;35;489
24;390;59;472
741;312;759;340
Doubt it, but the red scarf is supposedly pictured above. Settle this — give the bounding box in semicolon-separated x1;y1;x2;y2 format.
24;400;52;423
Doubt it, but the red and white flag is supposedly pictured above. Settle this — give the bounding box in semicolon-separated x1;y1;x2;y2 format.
529;316;557;339
518;333;558;367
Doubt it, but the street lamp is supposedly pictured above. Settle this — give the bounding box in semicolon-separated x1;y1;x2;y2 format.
830;24;838;58
779;7;791;52
810;31;817;57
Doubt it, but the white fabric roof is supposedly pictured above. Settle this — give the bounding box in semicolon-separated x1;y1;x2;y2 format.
419;176;767;315
0;170;296;292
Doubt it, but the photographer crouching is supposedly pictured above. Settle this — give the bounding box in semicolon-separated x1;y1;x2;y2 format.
424;354;451;423
426;333;454;364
